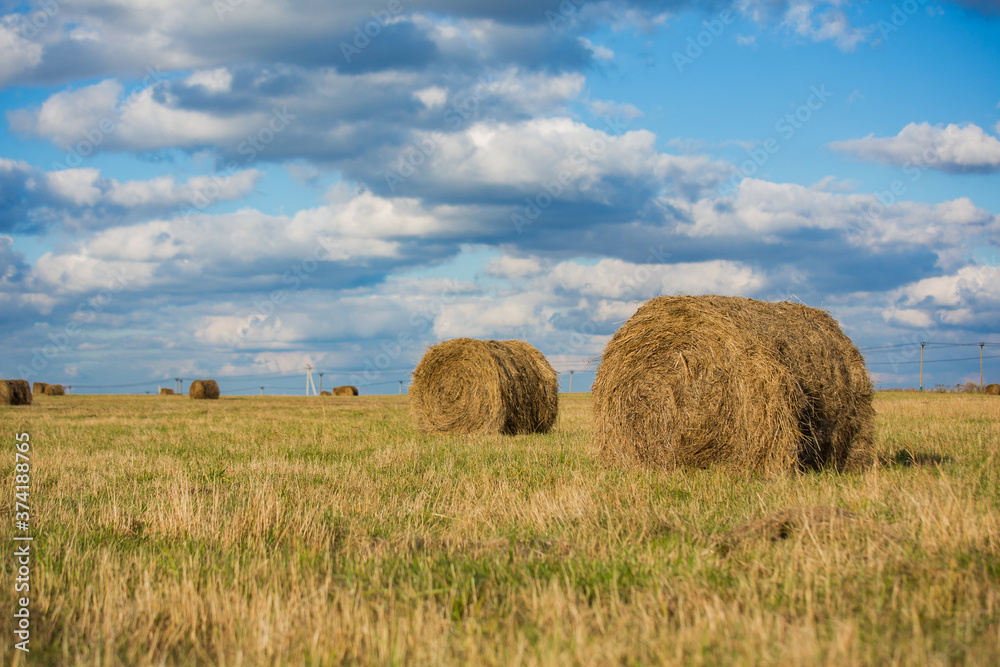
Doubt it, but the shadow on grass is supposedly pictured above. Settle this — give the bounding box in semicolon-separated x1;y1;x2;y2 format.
879;449;951;468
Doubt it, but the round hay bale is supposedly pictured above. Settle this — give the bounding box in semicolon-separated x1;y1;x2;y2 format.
332;385;359;397
1;379;32;406
189;379;220;400
410;338;559;435
985;383;1000;396
159;387;175;395
32;382;48;395
593;295;874;474
44;384;65;396
320;390;332;397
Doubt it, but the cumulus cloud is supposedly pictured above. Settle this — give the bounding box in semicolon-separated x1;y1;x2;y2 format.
829;122;1000;173
0;159;262;232
373;117;731;206
671;178;998;264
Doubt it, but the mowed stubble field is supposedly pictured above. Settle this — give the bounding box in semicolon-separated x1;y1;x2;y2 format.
1;392;998;666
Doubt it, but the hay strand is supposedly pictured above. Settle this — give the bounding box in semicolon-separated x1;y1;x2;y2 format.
0;379;32;406
410;338;558;435
593;295;874;474
332;385;359;396
189;379;220;400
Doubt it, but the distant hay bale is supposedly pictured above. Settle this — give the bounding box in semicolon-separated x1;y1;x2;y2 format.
32;382;48;395
593;295;874;474
332;385;359;396
1;379;32;406
159;388;175;395
320;390;332;397
44;384;65;396
985;384;1000;396
189;379;220;400
410;338;559;435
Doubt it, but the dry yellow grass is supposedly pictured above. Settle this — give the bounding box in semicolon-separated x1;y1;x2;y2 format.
0;392;997;665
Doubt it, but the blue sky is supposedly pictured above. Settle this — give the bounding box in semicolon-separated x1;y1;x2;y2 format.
2;0;1000;394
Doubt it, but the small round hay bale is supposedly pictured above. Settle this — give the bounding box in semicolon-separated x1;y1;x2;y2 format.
32;382;48;395
44;384;65;396
985;383;1000;396
320;390;332;397
593;295;874;474
410;338;559;435
189;379;220;399
159;387;175;395
1;379;32;406
332;385;359;396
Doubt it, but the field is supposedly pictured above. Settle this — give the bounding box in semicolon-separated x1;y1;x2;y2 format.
2;392;998;666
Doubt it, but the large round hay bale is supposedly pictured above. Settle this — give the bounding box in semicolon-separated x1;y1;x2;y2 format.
593;295;874;474
410;338;559;435
189;379;220;399
332;385;359;396
985;383;1000;396
320;390;332;397
32;382;48;395
159;387;175;395
1;379;32;406
44;384;65;396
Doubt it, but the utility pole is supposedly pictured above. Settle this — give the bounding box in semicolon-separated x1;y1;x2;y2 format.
175;377;182;393
981;343;985;391
399;380;403;395
569;370;574;393
260;386;264;396
318;373;323;395
920;342;925;392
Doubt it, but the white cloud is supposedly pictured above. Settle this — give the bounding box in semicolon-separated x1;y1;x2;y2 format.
780;2;871;51
184;68;233;93
579;37;614;60
830;122;1000;173
392;117;728;201
587;99;644;121
11;78;269;152
548;258;767;299
0;20;43;85
673;179;998;263
413;86;448;109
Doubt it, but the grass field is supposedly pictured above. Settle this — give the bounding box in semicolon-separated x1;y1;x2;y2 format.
2;391;999;665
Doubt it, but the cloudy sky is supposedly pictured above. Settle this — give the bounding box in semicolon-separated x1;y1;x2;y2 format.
1;0;999;394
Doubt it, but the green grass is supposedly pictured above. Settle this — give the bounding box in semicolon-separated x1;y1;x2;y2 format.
2;392;998;665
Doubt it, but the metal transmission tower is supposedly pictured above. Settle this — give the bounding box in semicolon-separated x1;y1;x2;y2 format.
305;364;317;396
